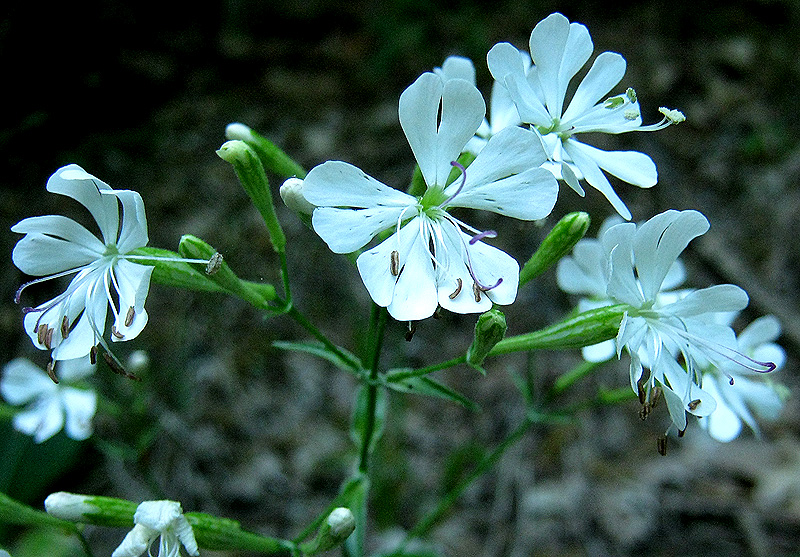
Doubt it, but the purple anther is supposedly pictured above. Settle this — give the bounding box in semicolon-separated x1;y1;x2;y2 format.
439;161;467;207
469;229;498;245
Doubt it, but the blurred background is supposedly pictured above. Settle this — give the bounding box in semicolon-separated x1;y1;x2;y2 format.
1;0;799;555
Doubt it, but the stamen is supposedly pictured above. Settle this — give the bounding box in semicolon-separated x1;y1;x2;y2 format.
14;266;87;304
449;278;463;300
37;323;48;345
390;250;400;276
206;252;223;275
657;435;667;456
124;306;135;328
687;399;701;411
473;282;482;303
61;315;70;339
405;321;417;342
90;345;98;365
100;348;140;381
111;325;124;339
636;373;648;404
46;360;58;384
44;327;54;350
468;230;498;245
438;161;467;207
664;322;776;374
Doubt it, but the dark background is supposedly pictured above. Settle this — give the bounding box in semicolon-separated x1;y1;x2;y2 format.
1;1;799;555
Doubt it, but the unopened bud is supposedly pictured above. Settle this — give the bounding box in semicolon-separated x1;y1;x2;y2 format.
520;212;591;285
299;507;356;555
44;492;97;522
224;122;306;180
44;492;137;527
466;309;507;369
280;177;316;216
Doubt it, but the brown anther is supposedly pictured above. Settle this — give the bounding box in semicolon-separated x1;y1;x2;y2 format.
650;387;662;409
124;306;135;328
61;315;70;339
405;321;417;342
636;373;647;404
90;345;98;365
37;323;48;345
206;252;223;275
46;360;58;384
101;350;140;381
472;282;482;303
657;435;668;456
678;425;687;438
111;325;124;339
449;278;463;300
390;250;400;276
639;406;650;421
44;327;54;350
687;398;701;411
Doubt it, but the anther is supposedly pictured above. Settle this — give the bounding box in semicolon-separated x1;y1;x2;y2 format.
90;345;98;365
124;306;135;328
657;435;668;456
472;282;482;303
449;278;463;300
636;373;647;404
687;399;701;412
46;360;58;384
44;327;54;350
111;325;124;339
405;321;417;342
101;350;140;381
206;252;224;275
61;315;70;339
37;323;48;345
390;250;400;276
678;425;687;438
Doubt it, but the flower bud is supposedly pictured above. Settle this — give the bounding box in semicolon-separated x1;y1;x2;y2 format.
299;507;356;555
225;122;307;180
217;139;286;252
44;492;137;527
280;177;316;229
519;212;591;286
466;309;507;369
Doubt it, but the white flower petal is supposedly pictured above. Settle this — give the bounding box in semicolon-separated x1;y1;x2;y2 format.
435;222;493;314
110;260;154;342
436;55;476;83
356;218;422;308
55;356;96;383
112;523;156;557
62;387;97;441
47;165;121;247
173;515;200;556
134;500;184;531
312;205;411;253
387;219;439;321
500;70;552;127
529;13;592;118
665;284;749;317
701;379;743;442
562;139;632;219
1;358;55;405
15;395;64;443
562;52;626;123
465;235;520;306
400;73;485;188
582;340;616;362
12;229;102;277
12;215;105;254
114;190;149;253
568;142;657;189
738;315;781;351
302;161;415;208
632;210;709;300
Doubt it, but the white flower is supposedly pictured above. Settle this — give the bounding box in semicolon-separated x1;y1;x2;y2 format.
1;357;96;443
434;55;526;155
600;210;775;431
700;315;786;442
112;500;199;557
303;72;558;321
12;165;153;362
487;13;683;219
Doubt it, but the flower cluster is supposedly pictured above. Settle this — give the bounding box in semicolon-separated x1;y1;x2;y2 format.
557;210;784;440
113;500;199;557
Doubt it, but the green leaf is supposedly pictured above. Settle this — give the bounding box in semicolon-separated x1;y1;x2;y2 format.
351;385;387;454
384;372;480;411
272;341;363;376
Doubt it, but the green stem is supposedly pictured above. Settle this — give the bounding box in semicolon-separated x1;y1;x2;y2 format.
400;417;534;549
358;305;388;473
547;360;603;401
286;306;362;372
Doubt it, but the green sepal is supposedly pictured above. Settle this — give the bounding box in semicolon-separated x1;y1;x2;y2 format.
519;211;590;286
217;139;286;252
178;235;277;310
186;512;294;553
489;305;626;354
229;124;307;180
129;247;225;293
466;308;507;370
